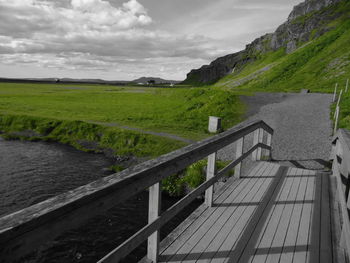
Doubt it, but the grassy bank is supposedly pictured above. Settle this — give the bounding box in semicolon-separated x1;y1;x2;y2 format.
0;83;245;141
0;114;186;158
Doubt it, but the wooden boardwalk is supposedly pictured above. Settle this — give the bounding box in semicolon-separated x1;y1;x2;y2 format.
156;161;343;263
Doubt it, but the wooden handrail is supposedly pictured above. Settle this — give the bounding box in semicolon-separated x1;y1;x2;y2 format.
0;119;273;262
331;129;350;257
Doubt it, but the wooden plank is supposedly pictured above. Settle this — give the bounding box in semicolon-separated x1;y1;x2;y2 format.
257;168;303;263
209;164;280;263
193;164;278;263
147;183;161;263
159;162;269;262
308;170;322;263
329;174;347;263
219;165;288;263
293;170;316;262
319;173;333;263
247;168;296;263
279;169;308;263
165;164;273;263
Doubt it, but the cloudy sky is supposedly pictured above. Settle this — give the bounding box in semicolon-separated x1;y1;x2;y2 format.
0;0;301;81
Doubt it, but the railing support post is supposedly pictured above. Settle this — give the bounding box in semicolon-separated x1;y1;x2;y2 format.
235;137;244;178
205;116;221;207
147;182;161;263
252;128;263;161
265;132;272;160
205;153;216;207
334;106;340;135
333;83;338;102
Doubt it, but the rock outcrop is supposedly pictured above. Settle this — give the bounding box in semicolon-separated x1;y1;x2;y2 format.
184;0;344;84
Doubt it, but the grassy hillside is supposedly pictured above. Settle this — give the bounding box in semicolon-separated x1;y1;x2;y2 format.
213;1;350;93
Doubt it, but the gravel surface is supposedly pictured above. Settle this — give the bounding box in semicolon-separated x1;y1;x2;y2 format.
218;92;334;170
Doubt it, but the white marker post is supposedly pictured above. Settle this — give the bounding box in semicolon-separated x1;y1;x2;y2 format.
334;89;343;119
346;79;349;93
334;106;340;134
337;89;343;108
333;83;338;102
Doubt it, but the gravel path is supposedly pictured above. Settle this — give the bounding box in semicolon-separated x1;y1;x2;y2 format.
218;92;334;170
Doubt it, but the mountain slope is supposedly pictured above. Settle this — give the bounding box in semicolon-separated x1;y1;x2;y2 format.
184;0;350;90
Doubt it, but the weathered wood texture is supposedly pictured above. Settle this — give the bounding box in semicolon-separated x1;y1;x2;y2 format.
0;120;273;262
331;128;350;260
155;162;339;263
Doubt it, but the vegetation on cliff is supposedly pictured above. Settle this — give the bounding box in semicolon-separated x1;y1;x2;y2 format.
185;0;350;87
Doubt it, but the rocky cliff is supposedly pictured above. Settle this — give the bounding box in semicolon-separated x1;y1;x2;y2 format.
184;0;344;84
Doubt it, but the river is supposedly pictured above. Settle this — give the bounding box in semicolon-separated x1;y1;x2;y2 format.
0;138;201;262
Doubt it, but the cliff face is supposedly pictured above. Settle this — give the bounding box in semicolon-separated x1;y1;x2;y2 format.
184;0;344;84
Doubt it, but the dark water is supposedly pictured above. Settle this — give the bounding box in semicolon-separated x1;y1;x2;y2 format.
0;139;201;262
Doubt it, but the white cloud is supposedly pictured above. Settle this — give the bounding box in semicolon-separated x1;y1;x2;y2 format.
0;0;224;80
0;0;301;80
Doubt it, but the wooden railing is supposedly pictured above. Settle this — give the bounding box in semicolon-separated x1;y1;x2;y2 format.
331;129;350;257
0;120;273;263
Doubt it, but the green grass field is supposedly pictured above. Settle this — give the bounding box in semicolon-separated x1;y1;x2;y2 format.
0;82;246;157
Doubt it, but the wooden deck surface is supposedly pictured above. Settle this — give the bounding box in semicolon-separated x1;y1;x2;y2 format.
156;161;343;263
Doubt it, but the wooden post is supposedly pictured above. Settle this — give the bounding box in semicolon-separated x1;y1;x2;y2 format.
257;128;263;160
205;152;216;207
205;116;220;207
333;83;338;102
147;183;161;263
252;129;259;161
252;128;263;161
234;137;244;179
266;132;272;160
334;106;339;135
337;89;343;108
346;79;349;93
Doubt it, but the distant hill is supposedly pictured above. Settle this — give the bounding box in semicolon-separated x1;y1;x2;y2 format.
132;77;180;84
0;76;180;85
184;0;350;92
